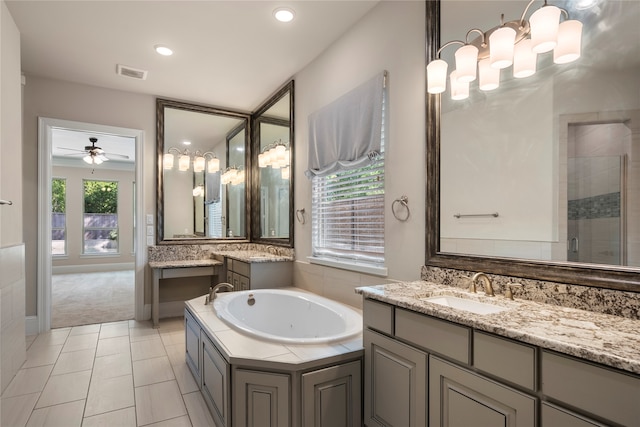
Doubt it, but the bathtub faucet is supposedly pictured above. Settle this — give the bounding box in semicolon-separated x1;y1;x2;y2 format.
204;282;234;305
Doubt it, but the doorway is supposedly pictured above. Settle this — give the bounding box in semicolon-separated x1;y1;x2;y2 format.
38;118;145;332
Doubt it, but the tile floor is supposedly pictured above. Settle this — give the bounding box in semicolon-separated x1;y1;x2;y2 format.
1;317;215;427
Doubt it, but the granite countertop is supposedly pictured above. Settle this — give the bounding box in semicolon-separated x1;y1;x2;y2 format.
185;293;362;371
356;281;640;374
148;259;223;269
213;250;294;263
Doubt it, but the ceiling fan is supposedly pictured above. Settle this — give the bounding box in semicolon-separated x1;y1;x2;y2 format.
59;137;130;165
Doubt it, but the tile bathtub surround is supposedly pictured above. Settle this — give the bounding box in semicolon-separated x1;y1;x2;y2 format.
357;281;640;374
148;243;294;263
0;318;215;427
421;265;640;320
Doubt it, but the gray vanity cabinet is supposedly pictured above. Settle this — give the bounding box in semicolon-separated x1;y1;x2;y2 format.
234;369;290;427
225;258;292;290
429;356;535;427
541;403;607;427
185;309;201;381
202;333;231;427
364;328;427;427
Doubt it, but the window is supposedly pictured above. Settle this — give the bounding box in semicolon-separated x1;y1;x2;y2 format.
311;150;385;271
51;178;66;255
83;180;119;254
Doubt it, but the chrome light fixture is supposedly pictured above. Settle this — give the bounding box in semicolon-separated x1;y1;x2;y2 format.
258;140;290;170
427;0;583;100
163;148;220;173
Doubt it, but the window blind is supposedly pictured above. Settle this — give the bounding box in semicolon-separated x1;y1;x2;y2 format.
311;151;385;266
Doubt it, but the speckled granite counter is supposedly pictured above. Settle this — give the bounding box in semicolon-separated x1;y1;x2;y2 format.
356;281;640;374
213;250;293;263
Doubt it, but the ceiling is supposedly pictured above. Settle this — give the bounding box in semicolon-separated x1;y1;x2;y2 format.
7;0;379;160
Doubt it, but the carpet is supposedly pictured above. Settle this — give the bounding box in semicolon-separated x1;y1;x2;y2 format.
51;270;135;328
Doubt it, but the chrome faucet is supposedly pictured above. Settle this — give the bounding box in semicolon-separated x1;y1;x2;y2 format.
204;282;234;305
470;272;495;297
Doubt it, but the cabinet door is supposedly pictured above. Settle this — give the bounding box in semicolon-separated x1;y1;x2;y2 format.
239;274;250;291
364;329;427;427
301;360;362;427
202;334;230;427
234;369;290;427
184;309;201;382
429;355;536;427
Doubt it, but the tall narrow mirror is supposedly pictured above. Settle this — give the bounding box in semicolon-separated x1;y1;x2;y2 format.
157;99;250;242
251;81;294;246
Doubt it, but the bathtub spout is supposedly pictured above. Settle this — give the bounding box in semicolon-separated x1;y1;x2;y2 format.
204;282;234;305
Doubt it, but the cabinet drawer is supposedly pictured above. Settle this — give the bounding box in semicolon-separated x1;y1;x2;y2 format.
363;299;394;335
541;350;640;426
541;402;607;427
474;331;536;391
231;259;250;276
395;308;470;365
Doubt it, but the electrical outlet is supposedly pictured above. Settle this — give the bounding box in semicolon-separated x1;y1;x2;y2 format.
146;236;154;246
146;225;154;236
146;214;154;225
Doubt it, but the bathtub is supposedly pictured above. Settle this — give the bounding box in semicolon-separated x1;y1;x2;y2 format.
213;288;362;344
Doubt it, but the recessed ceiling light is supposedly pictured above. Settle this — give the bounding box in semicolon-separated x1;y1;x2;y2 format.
154;45;173;56
273;7;295;23
182;140;191;146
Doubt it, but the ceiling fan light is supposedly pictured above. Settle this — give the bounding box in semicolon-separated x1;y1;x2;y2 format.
530;5;561;53
83;155;93;164
553;20;583;64
93;156;103;165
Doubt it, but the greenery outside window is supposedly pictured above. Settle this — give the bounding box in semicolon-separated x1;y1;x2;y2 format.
83;180;119;254
52;178;67;256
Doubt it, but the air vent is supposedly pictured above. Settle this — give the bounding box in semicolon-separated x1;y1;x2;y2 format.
116;64;148;80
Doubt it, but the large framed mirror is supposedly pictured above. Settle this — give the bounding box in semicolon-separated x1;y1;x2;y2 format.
156;99;251;243
251;81;294;247
426;0;640;291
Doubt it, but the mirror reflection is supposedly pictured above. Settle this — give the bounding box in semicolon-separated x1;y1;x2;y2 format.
253;84;293;243
438;0;640;269
157;99;250;242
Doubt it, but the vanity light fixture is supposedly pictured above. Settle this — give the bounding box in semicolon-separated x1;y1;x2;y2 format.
258;140;290;170
427;0;583;100
163;147;220;174
273;7;295;23
220;166;244;186
154;45;173;56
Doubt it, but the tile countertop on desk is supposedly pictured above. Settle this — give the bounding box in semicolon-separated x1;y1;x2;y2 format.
356;281;640;375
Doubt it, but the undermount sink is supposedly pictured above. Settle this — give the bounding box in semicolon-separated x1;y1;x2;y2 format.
422;295;509;315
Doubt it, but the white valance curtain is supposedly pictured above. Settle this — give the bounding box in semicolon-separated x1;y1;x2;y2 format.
305;71;386;178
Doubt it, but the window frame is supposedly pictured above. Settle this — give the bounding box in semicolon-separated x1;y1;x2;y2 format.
82;179;120;255
51;177;67;257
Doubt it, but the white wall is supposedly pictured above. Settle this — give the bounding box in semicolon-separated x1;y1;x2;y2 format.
22;76;156;315
0;0;26;393
293;1;426;308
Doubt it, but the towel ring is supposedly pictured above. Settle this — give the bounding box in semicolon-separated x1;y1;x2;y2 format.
391;196;410;222
296;208;306;224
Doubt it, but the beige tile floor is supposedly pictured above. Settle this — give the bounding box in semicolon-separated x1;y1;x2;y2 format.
1;317;215;427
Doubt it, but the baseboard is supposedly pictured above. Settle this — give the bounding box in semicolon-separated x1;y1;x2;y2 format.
159;301;187;319
25;316;39;336
52;262;135;274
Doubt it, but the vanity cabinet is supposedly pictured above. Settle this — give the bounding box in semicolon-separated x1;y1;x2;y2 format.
234;369;290;427
225;258;292;291
362;297;640;427
185;309;201;381
202;333;231;427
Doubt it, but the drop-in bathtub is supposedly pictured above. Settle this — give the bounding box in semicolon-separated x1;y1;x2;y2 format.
184;287;364;426
213;288;362;344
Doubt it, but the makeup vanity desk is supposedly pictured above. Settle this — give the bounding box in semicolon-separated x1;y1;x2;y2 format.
149;259;223;328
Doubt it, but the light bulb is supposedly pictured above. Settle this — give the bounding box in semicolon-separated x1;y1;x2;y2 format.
455;45;479;82
83;155;93;164
554;20;583;64
207;157;220;173
178;154;190;171
490;26;516;69
427;59;448;94
193;156;205;173
513;39;537;78
530;5;561;53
